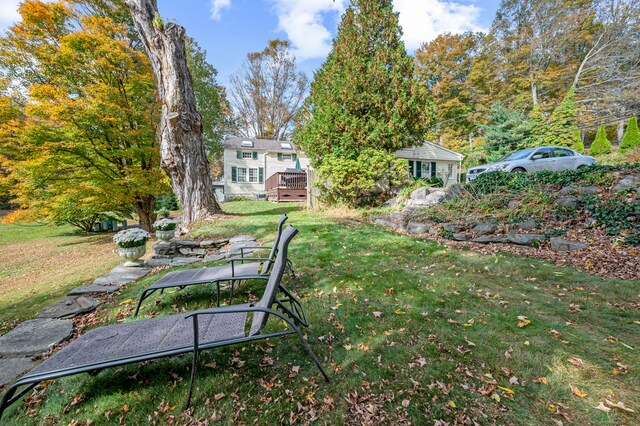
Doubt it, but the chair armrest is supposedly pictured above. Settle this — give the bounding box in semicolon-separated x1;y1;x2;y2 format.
226;257;272;264
186;305;298;332
238;245;271;258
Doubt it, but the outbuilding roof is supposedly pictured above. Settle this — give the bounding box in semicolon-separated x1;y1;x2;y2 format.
395;141;464;162
223;137;301;153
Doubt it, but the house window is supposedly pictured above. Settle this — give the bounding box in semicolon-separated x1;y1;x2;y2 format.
282;154;292;161
422;162;431;177
237;167;247;182
248;168;258;183
447;164;453;178
242;152;253;159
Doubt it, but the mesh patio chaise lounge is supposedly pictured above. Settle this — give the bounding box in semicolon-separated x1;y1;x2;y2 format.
134;214;294;316
0;225;329;419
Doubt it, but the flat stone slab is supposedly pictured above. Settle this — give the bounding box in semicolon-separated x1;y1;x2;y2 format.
38;296;101;319
407;221;431;235
471;236;509;244
550;237;588;252
204;253;226;263
68;284;120;295
0;357;37;387
229;235;256;244
472;222;497;235
373;218;399;229
452;233;472;241
0;319;73;356
92;265;152;286
507;233;547;246
228;240;258;256
169;257;203;266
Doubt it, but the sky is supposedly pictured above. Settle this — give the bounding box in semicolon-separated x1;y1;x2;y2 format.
0;0;501;85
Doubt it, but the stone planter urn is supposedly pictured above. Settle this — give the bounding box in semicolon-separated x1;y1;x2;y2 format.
118;245;146;267
155;229;175;242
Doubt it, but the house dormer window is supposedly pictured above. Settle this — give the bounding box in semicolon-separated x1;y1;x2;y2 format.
280;142;292;149
241;140;253;147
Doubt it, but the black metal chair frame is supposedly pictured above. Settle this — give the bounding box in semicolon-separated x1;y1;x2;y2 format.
134;214;294;316
0;226;328;419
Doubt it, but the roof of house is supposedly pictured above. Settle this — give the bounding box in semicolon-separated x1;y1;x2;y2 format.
223;137;301;153
394;141;464;162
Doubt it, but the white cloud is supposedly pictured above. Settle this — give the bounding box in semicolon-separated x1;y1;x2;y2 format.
394;0;485;51
0;0;21;27
269;0;346;61
210;0;231;21
269;0;484;61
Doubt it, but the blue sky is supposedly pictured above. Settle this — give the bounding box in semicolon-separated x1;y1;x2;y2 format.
0;0;501;85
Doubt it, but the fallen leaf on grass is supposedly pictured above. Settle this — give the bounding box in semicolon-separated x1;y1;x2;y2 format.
517;316;531;328
491;394;501;402
536;377;549;385
568;357;585;367
497;386;515;394
605;400;635;413
372;311;382;318
570;385;586;398
549;329;562;338
447;401;457;408
595;402;611;413
214;393;225;401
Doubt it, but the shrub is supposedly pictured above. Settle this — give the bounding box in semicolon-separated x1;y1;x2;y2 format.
571;129;584;154
589;125;612;156
619;117;640;153
113;228;150;248
153;218;176;231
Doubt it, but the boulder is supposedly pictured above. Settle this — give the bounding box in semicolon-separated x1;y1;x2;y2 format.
428;226;440;236
228;240;258;256
407;221;431;235
173;239;201;248
198;239;228;249
558;186;598;196
373;218;399;229
178;247;207;257
550;237;588;252
39;296;101;319
0;319;73;356
389;212;411;228
507;233;547;246
516;219;537;231
383;195;400;208
507;200;521;210
442;223;466;233
472;222;497;235
452;233;472;241
555;196;578;209
153;241;178;256
471;236;509;244
613;175;640;191
410;187;430;200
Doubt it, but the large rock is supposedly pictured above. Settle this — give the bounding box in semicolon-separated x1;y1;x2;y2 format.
550;237;588;252
373;218;399;229
452;233;472;241
472;222;497;235
442;223;466;233
178;247;207;257
0;357;37;387
516;219;537;231
227;238;258;256
39;296;101;319
410;187;430;200
0;319;73;356
153;241;178;256
558;186;598;196
199;239;228;248
173;239;201;248
507;233;547;246
407;221;431;235
471;236;509;244
68;284;120;295
613;175;640;191
92;265;151;286
229;235;256;244
383;195;400;208
406;190;447;207
555;196;578;209
203;253;227;263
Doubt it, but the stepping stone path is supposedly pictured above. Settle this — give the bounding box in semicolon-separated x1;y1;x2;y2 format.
38;296;102;319
0;234;257;389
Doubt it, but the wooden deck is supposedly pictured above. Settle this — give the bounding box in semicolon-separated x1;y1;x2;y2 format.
265;171;307;202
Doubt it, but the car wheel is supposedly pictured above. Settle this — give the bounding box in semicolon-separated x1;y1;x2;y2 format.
511;167;526;173
577;165;587;169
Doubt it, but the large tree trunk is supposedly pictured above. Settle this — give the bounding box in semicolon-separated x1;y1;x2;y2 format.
125;0;222;226
133;195;157;232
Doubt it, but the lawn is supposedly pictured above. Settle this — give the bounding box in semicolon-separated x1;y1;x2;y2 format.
0;223;122;333
2;202;639;425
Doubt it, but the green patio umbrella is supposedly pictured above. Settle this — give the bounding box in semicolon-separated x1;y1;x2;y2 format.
294;158;301;169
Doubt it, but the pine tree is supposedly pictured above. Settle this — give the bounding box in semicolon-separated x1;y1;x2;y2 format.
571;129;584;154
544;86;579;147
619;116;640;153
589;125;612;156
528;104;549;147
294;0;432;205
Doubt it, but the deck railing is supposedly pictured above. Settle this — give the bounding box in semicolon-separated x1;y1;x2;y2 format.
265;172;307;191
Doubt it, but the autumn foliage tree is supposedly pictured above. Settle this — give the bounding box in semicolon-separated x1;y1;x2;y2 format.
0;0;168;231
295;0;432;206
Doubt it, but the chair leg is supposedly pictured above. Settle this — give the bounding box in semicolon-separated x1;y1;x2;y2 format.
186;318;200;409
134;289;156;316
292;327;330;383
0;382;37;420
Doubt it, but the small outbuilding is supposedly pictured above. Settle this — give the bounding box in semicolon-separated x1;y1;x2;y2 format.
394;141;464;186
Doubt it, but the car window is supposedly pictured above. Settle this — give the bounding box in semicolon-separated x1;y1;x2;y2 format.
504;148;535;161
553;148;574;157
533;148;553;159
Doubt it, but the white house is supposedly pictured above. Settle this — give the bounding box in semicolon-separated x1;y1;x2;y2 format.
222;138;310;201
221;138;464;201
394;141;464;186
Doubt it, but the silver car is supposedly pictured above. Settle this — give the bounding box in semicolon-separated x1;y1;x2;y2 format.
466;146;597;182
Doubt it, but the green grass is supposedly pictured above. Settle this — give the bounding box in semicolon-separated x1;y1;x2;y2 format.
2;202;639;425
0;223;122;332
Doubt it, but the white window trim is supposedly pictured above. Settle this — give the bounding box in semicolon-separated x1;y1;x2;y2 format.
237;167;247;182
248;168;258;183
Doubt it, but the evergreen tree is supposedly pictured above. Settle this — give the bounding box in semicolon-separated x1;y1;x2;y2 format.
619;116;640;153
294;0;432;205
571;129;584;154
479;102;533;161
528;104;549;147
589;125;612;156
544;86;580;147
